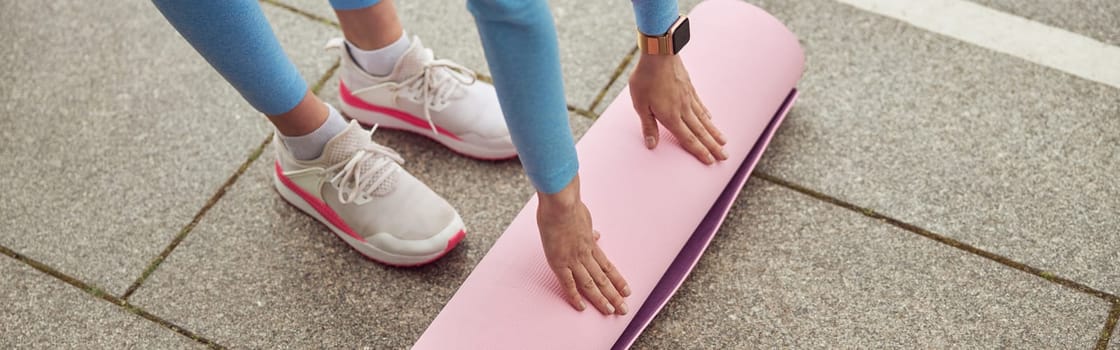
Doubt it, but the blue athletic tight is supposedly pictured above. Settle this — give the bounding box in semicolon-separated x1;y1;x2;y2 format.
151;0;677;194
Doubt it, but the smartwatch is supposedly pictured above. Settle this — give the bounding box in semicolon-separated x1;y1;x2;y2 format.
638;16;690;55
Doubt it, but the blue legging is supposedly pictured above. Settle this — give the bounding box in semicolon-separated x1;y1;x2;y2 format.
151;0;676;194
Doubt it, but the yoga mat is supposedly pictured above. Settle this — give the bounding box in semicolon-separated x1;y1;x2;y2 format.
414;0;804;348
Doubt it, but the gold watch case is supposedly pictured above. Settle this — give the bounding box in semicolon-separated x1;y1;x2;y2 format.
638;15;689;55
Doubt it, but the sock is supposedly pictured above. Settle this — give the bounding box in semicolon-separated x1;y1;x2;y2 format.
279;104;349;160
346;33;411;76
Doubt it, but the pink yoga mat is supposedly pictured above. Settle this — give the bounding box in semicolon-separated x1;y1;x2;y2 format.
414;0;804;348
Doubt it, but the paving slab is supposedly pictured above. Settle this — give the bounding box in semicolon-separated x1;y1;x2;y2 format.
268;0;701;110
0;0;339;294
0;257;201;348
632;181;1107;349
969;0;1120;46
682;0;1120;294
127;105;593;349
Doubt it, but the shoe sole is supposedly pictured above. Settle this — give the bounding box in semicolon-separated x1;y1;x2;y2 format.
272;161;465;267
338;81;518;161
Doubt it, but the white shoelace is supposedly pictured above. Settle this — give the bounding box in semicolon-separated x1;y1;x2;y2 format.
350;57;477;136
326;125;405;204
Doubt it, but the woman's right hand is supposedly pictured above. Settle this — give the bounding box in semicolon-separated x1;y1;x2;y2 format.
537;175;630;315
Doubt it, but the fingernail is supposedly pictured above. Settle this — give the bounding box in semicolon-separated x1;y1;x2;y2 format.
622;286;631;296
706;154;715;164
645;136;656;149
605;303;615;314
618;303;629;315
720;149;728;159
578;301;586;310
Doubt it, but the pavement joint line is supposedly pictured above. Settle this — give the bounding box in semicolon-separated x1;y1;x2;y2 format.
119;135;273;301
753;171;1120;304
568;105;598;119
0;245;225;349
119;61;338;301
260;0;339;28
587;45;639;114
1096;302;1120;350
832;0;1120;89
312;59;341;95
475;73;493;84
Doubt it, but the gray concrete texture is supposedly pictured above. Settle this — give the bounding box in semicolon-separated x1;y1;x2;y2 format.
741;0;1120;294
127;110;591;349
970;0;1120;46
0;0;339;294
270;0;701;110
633;181;1109;349
2;0;1118;348
0;258;201;349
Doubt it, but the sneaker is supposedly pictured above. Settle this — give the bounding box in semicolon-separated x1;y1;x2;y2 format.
326;37;517;160
272;120;466;266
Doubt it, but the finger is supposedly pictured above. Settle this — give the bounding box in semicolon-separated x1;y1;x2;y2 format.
554;267;586;311
573;265;614;315
593;245;630;298
639;107;660;149
664;117;714;165
584;255;625;315
692;94;725;145
684;109;727;161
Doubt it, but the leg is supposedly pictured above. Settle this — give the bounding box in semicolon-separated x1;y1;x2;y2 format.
151;0;328;137
325;0;518;159
330;0;414;76
333;0;403;51
153;0;466;265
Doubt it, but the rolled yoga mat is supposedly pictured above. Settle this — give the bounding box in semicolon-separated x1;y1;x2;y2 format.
414;0;804;348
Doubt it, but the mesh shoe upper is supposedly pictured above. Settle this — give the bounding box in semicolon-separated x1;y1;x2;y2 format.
330;37;510;142
276;120;459;242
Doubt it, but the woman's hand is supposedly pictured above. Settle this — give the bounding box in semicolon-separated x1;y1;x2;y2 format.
537;175;630;315
629;54;727;164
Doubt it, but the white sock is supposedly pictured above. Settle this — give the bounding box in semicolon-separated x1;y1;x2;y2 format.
346;34;411;76
279;104;348;160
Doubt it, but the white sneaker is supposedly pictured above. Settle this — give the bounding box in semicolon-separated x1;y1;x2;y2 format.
272;120;465;266
326;37;517;160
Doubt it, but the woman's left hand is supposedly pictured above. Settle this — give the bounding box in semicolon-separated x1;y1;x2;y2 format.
628;54;727;164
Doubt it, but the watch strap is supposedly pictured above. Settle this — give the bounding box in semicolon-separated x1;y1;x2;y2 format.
637;15;687;55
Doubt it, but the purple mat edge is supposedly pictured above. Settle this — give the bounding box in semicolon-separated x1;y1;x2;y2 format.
612;88;799;349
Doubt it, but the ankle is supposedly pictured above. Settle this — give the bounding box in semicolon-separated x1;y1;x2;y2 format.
278;104;348;160
269;92;330;136
346;33;410;76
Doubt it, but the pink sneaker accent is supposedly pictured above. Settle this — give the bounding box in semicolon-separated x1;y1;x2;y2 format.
339;81;462;141
387;230;466;268
274;161;365;243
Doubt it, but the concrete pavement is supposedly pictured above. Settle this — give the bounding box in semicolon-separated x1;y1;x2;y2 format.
1;0;1117;348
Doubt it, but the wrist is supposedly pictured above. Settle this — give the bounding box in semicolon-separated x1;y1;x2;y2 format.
638;52;676;62
636;53;678;71
538;175;581;212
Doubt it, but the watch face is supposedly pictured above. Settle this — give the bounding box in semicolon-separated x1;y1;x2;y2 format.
672;17;690;54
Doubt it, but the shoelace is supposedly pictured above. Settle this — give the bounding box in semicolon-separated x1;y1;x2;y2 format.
326;125;405;204
350;56;477;136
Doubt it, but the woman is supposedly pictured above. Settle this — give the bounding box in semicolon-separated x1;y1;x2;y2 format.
152;0;725;317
